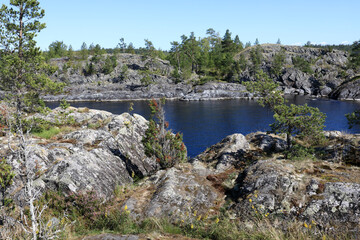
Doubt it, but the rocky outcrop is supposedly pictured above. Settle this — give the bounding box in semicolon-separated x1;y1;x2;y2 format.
40;46;358;101
122;163;221;220
2;108;360;234
193;132;360;229
236;44;355;99
193;133;250;171
2;107;160;204
232;159;360;228
181;83;249;101
329;76;360;100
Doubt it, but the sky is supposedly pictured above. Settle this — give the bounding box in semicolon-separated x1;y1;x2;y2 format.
29;0;360;51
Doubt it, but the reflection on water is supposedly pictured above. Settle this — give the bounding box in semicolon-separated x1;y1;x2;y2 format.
47;96;360;157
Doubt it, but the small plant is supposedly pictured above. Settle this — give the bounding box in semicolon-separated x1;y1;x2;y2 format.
59;98;70;109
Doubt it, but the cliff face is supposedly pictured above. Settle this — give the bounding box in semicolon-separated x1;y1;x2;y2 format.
42;45;359;101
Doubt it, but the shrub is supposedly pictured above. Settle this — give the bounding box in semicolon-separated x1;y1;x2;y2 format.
292;56;313;74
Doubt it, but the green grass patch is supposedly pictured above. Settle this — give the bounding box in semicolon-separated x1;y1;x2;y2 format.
32;126;61;139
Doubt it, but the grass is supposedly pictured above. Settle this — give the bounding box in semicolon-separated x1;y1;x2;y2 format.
32;126;61;139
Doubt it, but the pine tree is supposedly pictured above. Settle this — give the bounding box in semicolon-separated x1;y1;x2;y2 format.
0;1;64;238
245;70;326;150
80;42;88;59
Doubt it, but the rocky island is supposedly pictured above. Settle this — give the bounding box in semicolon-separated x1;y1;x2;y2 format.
41;44;360;102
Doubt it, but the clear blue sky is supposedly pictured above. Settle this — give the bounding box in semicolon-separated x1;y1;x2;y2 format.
32;0;359;51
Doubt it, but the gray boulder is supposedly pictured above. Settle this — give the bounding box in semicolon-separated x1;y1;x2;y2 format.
122;163;221;220
194;133;250;171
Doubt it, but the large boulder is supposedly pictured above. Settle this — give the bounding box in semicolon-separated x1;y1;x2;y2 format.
329;77;360;100
122;162;222;220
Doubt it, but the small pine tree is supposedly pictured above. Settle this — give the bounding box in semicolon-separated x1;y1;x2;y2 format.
245;70;326;150
142;99;187;169
346;110;360;129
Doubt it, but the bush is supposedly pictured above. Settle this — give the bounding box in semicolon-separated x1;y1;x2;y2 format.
102;55;117;75
284;144;315;160
292;56;313;74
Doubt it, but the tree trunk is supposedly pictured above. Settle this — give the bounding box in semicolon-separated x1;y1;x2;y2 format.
286;133;292;150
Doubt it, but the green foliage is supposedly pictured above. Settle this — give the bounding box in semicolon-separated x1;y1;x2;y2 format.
140;70;153;86
246;70;326;150
142;99;187;169
60;98;70;109
167;29;244;82
349;40;360;69
346;110;360;129
83;62;96;76
238;54;248;72
0;0;64;113
292;56;313;74
80;42;88;60
32;127;60;139
0;158;15;207
271;49;286;77
119;64;128;81
47;40;68;59
271;104;326;148
249;45;263;73
244;70;284;108
102;55;117;74
284;144;315;161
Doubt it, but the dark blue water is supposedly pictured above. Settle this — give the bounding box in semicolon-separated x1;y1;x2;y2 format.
46;96;360;157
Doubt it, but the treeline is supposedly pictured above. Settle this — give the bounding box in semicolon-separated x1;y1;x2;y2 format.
303;41;353;52
43;30;360;84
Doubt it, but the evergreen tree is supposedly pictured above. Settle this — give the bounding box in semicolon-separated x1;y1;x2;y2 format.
0;158;15;207
349;40;360;69
67;44;74;59
234;35;243;51
48;40;67;58
144;39;156;59
118;37;127;53
254;38;260;45
245;41;251;48
245;70;325;150
346;110;360;129
220;29;236;80
249;45;263;73
126;42;135;54
271;48;285;77
80;42;88;59
276;38;281;44
142;99;187;169
0;1;64;238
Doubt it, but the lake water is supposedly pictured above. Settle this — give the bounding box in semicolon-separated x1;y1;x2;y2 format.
47;96;360;157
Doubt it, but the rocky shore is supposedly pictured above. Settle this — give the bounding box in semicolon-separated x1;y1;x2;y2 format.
41;45;360;102
1;107;359;239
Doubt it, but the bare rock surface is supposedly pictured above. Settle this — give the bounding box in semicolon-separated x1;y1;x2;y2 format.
2;107;160;204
